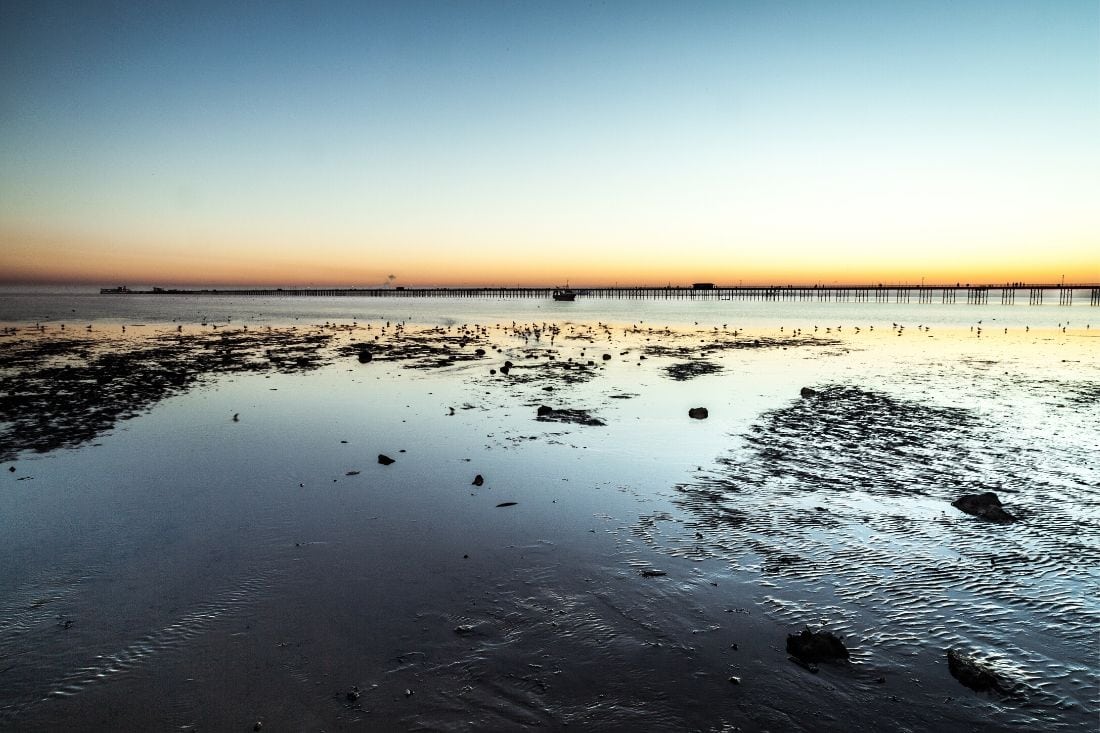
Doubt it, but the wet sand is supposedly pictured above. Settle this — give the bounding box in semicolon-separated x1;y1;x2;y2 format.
0;318;1096;731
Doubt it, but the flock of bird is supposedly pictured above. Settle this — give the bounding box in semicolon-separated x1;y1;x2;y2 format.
4;315;1090;341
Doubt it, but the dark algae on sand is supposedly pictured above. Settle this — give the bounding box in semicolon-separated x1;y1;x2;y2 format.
0;327;333;461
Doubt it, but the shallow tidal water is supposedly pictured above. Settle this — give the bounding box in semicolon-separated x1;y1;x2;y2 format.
0;294;1097;731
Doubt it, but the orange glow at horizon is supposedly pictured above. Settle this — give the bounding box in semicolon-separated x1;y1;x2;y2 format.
2;227;1097;289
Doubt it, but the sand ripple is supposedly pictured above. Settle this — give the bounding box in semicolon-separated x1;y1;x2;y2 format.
655;385;1099;730
0;567;283;725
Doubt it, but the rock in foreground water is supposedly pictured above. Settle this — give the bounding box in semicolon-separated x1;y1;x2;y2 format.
947;649;1011;694
952;492;1016;523
786;628;849;662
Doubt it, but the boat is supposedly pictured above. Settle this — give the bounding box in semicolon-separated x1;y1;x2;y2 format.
552;288;576;301
99;286;132;294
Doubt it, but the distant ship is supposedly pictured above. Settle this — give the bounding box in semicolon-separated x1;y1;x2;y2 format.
552;288;576;301
99;286;132;294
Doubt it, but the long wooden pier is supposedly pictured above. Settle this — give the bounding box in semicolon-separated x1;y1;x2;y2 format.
101;284;1100;305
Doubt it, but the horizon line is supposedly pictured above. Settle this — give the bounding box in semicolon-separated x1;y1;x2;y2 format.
66;280;1100;292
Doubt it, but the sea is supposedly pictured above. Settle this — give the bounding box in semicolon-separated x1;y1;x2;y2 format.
0;287;1096;731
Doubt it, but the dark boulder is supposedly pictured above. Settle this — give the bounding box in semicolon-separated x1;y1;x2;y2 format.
472;474;484;486
688;407;709;419
602;353;611;361
786;628;849;662
474;348;486;356
947;649;1010;694
952;492;1016;523
537;405;554;417
378;454;395;465
358;350;373;363
800;387;817;397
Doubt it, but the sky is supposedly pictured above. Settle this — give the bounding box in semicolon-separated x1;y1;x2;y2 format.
1;0;1097;287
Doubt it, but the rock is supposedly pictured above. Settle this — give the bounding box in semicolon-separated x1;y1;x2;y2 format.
688;407;709;419
474;348;486;356
790;657;819;673
786;628;849;662
640;569;667;577
253;723;263;732
602;353;611;360
947;649;1010;694
952;492;1016;523
800;387;817;397
358;349;373;363
345;470;360;476
496;501;517;508
504;360;513;369
346;686;361;701
9;466;15;472
728;675;741;685
499;365;509;375
378;454;395;465
454;624;476;635
489;369;496;375
472;474;484;486
535;406;606;426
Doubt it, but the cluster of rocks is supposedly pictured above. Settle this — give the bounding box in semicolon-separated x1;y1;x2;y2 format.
786;628;1018;698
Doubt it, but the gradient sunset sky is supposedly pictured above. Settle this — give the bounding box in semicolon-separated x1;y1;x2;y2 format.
2;0;1097;287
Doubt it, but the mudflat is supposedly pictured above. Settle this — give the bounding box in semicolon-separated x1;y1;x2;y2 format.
1;318;1096;731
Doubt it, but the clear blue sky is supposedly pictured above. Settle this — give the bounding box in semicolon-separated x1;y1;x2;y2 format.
2;0;1097;285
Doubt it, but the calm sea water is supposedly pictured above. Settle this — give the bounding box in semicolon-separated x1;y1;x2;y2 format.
0;291;1096;730
0;286;1096;331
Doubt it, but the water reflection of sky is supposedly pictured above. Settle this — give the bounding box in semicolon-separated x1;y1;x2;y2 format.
0;308;1096;730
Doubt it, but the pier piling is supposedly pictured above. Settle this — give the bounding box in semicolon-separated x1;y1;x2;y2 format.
98;284;1099;304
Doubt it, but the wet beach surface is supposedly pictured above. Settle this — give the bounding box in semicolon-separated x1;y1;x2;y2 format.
0;316;1097;731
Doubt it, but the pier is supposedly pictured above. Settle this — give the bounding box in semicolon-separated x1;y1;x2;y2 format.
101;284;1100;305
